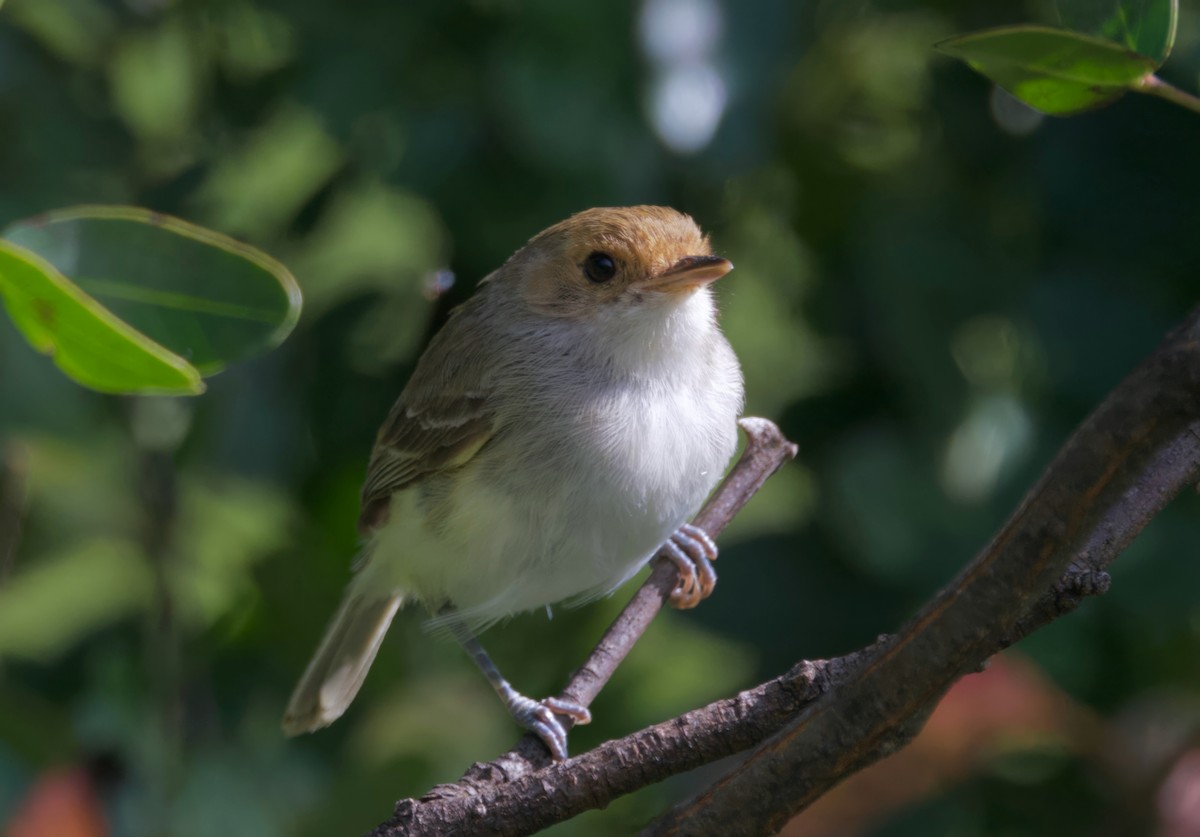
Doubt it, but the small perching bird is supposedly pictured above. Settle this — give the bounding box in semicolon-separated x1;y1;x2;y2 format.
283;206;744;759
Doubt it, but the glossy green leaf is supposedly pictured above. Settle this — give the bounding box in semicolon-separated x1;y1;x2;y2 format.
1055;0;1177;63
936;26;1156;115
1108;0;1176;61
3;206;302;375
0;240;204;394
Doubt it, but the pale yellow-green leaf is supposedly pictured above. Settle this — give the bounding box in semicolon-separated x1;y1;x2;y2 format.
108;18;199;141
171;476;295;630
0;540;152;661
191;106;343;238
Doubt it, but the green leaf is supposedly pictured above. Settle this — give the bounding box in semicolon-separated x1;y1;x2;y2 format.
0;240;204;394
2;206;302;376
1109;0;1176;61
936;26;1157;115
1055;0;1177;63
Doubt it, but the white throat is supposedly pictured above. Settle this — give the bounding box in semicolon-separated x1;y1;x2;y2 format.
589;287;719;380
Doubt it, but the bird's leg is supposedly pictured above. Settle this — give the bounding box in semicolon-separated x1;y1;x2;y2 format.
448;620;591;761
662;522;719;610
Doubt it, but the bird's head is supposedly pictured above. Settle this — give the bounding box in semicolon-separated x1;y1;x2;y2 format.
501;206;731;321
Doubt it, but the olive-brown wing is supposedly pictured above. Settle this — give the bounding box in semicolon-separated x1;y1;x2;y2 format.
357;392;494;533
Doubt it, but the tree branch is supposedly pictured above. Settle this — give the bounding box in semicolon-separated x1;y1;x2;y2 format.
647;305;1200;835
369;305;1200;837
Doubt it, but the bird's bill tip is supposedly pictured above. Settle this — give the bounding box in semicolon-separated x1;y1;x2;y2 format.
640;255;733;294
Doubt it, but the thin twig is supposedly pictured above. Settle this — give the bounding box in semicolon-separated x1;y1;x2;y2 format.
560;417;800;711
1135;74;1200;115
370;417;797;835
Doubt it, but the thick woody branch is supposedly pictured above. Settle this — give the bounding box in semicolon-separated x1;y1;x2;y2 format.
647;306;1200;835
370;305;1200;837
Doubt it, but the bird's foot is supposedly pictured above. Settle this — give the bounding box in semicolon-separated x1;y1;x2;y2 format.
506;693;592;761
662;523;719;609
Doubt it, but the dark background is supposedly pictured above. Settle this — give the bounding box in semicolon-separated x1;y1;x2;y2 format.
1;0;1199;834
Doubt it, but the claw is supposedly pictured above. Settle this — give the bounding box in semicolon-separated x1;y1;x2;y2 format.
507;694;591;760
662;523;719;609
544;696;591;725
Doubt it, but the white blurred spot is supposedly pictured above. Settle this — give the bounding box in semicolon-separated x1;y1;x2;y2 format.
990;85;1043;137
639;0;727;154
942;394;1033;503
132;396;193;452
639;0;722;63
649;63;727;153
423;269;455;301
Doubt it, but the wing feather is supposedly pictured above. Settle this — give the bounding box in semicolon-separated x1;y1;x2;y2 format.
358;392;495;533
356;287;505;533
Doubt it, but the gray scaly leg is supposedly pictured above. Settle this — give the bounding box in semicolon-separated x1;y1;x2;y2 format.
449;620;590;760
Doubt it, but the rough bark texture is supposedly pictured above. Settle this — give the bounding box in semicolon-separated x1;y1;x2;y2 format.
370;306;1200;837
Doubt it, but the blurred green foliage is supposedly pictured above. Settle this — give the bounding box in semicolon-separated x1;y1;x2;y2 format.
2;0;1200;835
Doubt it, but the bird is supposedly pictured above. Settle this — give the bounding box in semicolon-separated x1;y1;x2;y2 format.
282;205;744;760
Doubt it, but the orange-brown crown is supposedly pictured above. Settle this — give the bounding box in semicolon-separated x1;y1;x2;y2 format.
502;206;727;318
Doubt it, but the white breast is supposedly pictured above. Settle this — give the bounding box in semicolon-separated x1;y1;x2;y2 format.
367;289;744;630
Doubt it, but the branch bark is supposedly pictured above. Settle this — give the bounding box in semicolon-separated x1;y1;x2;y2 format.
370;305;1200;837
648;305;1200;835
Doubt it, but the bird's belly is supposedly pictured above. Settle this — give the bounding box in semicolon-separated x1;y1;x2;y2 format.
368;378;739;627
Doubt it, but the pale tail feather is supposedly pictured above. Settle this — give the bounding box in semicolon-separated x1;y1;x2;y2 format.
281;590;403;736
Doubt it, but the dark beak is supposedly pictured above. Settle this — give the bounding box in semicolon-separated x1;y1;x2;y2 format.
640;255;733;294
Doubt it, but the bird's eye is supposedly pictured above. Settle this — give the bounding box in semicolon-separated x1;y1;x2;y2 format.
583;252;617;283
